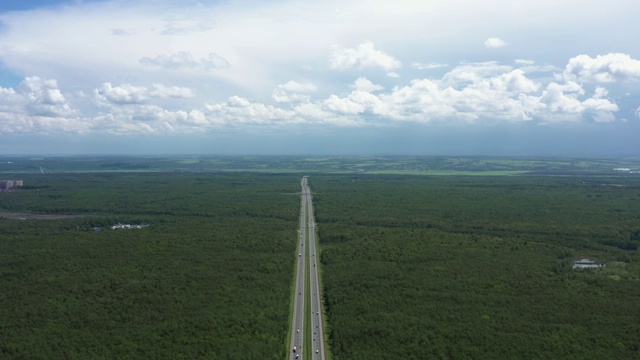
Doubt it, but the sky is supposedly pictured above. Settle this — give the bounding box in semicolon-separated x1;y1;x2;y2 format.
0;0;639;156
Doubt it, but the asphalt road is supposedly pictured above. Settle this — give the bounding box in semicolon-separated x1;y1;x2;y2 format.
289;177;307;359
306;178;326;360
289;177;326;360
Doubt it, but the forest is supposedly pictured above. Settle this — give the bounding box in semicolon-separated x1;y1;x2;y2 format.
312;174;640;359
2;165;640;359
0;172;300;359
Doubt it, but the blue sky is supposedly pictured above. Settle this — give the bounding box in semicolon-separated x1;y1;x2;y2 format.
0;0;639;156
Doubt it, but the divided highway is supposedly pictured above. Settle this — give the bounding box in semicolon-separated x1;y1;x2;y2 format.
289;177;326;360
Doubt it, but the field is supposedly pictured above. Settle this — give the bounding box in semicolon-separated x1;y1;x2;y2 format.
1;156;640;359
312;175;640;359
1;155;639;176
0;172;300;359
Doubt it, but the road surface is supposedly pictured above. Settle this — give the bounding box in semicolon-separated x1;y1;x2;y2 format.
289;177;326;360
289;177;307;359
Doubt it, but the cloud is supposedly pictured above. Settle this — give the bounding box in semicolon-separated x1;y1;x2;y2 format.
635;106;640;119
329;42;401;71
484;37;507;48
203;96;297;126
140;52;230;71
96;83;148;105
95;83;194;105
442;61;513;87
0;54;628;136
350;77;384;92
411;62;449;70
19;76;75;118
0;77;82;134
562;53;640;83
272;81;317;103
537;82;618;122
149;84;195;99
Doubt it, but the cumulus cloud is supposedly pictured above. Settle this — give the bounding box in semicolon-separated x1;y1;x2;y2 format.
203;96;297;125
442;61;513;87
272;81;317;103
140;52;230;71
95;83;194;105
484;37;507;48
0;54;628;136
96;83;149;104
350;77;384;92
329;42;402;71
19;77;75;118
562;53;640;83
0;77;82;134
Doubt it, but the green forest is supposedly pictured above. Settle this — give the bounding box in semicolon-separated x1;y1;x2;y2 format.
0;173;300;359
312;175;640;359
2;168;640;359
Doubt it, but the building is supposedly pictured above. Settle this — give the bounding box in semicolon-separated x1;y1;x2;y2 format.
0;180;24;190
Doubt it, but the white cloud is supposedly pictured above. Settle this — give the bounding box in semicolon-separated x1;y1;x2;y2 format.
329;42;401;71
272;81;317;103
203;96;297;126
484;37;507;48
351;77;384;92
563;53;640;83
140;52;230;71
96;83;149;104
0;77;83;134
19;76;75;118
149;84;195;99
95;83;194;105
0;57;628;136
489;69;540;93
411;62;449;70
442;62;513;87
635;106;640;119
386;72;400;78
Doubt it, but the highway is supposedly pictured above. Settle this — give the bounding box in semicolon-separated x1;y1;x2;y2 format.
290;177;326;360
289;177;307;359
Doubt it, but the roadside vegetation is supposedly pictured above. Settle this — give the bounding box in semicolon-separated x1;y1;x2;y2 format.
312;175;640;359
0;173;299;359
